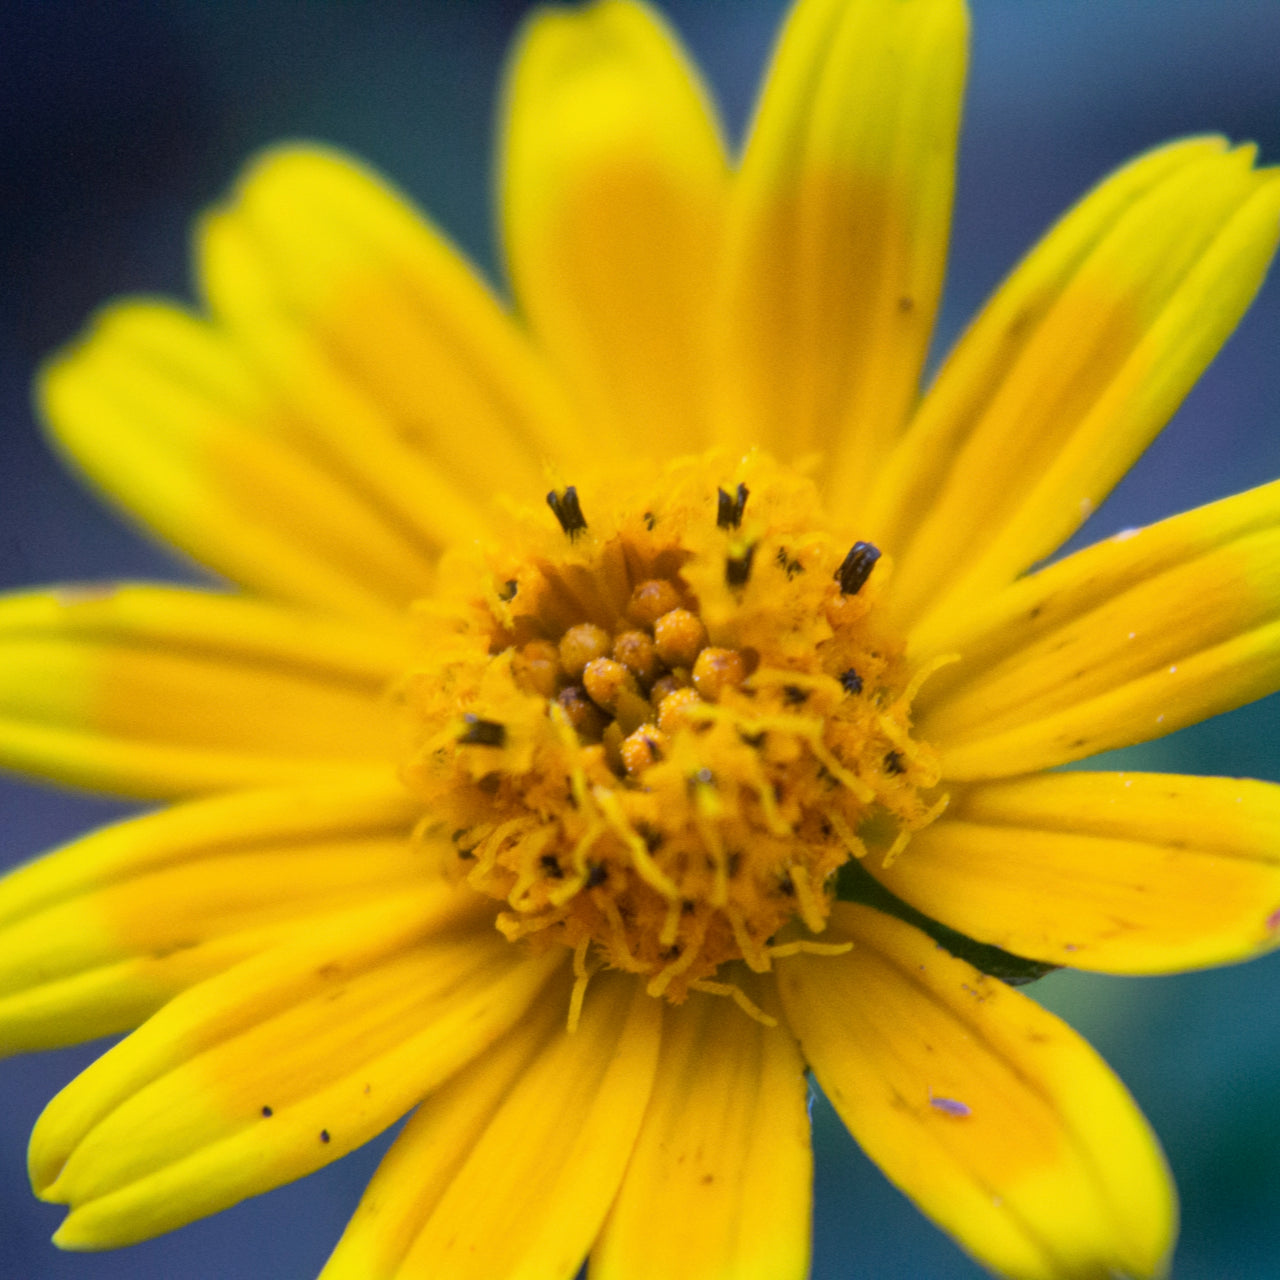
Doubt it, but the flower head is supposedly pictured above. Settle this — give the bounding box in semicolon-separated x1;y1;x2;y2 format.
3;1;1280;1278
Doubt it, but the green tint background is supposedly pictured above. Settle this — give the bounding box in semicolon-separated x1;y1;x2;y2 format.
1;2;1279;1276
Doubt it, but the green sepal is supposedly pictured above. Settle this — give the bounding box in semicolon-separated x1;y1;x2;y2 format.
834;859;1060;987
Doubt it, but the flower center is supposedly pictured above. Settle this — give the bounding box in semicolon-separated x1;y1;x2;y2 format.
399;453;943;1018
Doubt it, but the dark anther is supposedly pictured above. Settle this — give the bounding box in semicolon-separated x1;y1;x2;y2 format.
261;1105;274;1118
716;482;749;529
539;853;565;879
835;541;881;595
643;511;655;531
738;729;767;748
779;871;796;896
775;546;803;579
783;684;808;705
884;750;906;775
546;485;588;539
681;898;697;915
639;825;665;852
840;668;864;695
584;863;608;889
726;850;743;878
498;579;518;602
458;714;506;747
320;1129;332;1144
725;543;756;587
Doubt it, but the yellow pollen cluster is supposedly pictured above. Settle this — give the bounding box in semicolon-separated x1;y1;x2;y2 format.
400;454;945;1016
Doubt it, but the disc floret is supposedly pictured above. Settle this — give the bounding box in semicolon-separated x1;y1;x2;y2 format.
400;454;943;1009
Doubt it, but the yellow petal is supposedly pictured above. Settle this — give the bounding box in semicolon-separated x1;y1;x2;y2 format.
200;146;583;506
501;0;728;455
0;584;409;796
876;772;1280;973
319;973;571;1280
592;978;811;1280
39;303;439;619
337;970;659;1280
912;479;1280;778
35;897;562;1249
870;138;1280;632
777;905;1176;1280
0;777;428;1055
713;0;966;497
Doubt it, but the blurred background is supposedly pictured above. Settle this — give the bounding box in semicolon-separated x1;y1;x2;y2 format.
1;1;1279;1276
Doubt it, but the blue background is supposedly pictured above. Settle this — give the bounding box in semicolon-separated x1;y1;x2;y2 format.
2;2;1280;1277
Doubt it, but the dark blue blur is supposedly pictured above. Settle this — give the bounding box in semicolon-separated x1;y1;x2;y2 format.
1;3;1279;1277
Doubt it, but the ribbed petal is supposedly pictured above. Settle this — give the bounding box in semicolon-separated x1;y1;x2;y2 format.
912;479;1280;778
33;897;562;1249
39;303;439;619
777;905;1176;1280
200;146;584;510
0;585;410;796
318;974;570;1280
713;0;966;499
868;138;1280;633
324;970;660;1280
501;0;728;456
875;772;1280;973
592;979;811;1280
0;777;433;1055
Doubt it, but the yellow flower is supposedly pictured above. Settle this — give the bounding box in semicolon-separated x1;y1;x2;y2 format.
2;0;1279;1277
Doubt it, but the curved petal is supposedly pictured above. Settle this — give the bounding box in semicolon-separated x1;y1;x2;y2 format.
501;0;728;456
713;0;966;495
592;978;811;1280
32;896;562;1250
0;584;411;797
200;146;585;508
912;480;1280;779
322;970;660;1280
39;303;438;620
777;905;1176;1280
869;139;1280;633
0;777;433;1055
875;772;1280;973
